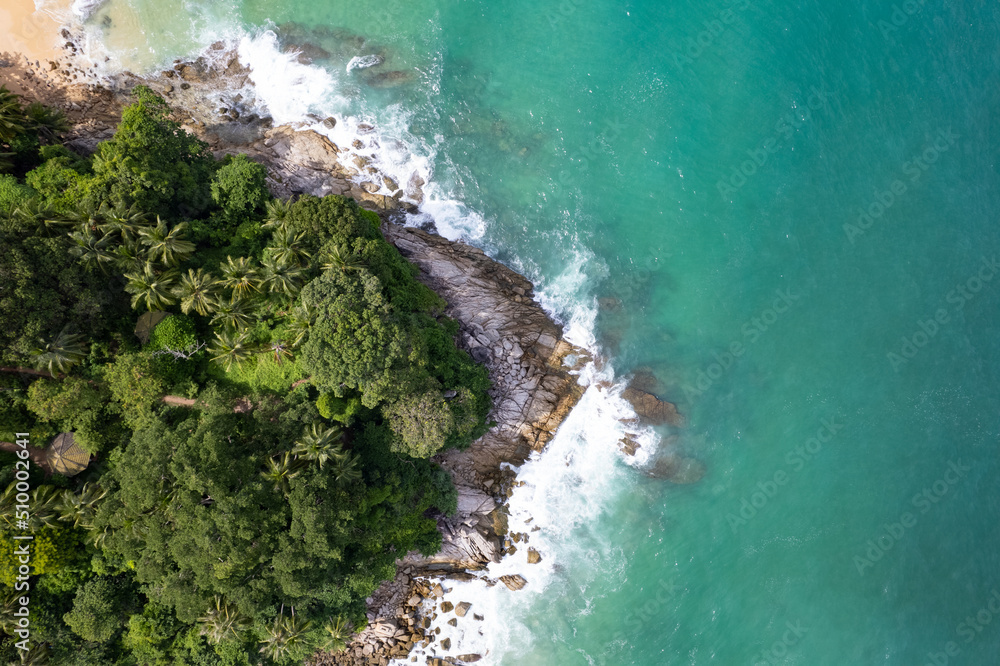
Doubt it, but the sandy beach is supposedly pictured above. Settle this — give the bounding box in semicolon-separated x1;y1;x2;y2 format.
0;0;71;63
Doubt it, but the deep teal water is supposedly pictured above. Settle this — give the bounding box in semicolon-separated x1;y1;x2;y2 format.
85;0;1000;663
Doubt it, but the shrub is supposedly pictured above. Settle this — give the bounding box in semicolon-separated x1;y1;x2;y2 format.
210;153;269;224
63;575;139;643
86;86;215;217
316;393;362;424
27;377;104;423
0;174;34;216
147;314;198;352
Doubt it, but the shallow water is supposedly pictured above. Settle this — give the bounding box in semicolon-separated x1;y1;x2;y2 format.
78;0;1000;663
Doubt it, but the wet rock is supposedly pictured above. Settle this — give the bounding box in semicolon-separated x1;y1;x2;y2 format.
618;435;640;456
454;602;472;617
526;548;542;564
440;601;454;613
499;575;527;591
622;386;683;426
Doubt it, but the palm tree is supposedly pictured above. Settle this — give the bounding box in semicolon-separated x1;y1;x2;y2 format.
11;199;69;236
173;268;221;316
30;327;87;376
262;197;293;231
139;217;195;266
218;256;261;301
23;101;69;143
124;264;179;311
320;616;352;653
259;613;312;661
65;199;107;234
329;454;362;486
113;237;147;274
208;329;253;372
9;641;51;665
57;482;107;529
286;304;314;349
197;596;251;645
28;485;61;530
210;299;253;332
68;229;115;271
291;424;346;470
260;451;304;495
260;254;303;299
0;86;24;143
320;244;364;273
100;203;149;245
266;227;311;267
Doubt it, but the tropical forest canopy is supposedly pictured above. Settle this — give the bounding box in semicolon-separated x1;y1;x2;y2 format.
0;84;490;665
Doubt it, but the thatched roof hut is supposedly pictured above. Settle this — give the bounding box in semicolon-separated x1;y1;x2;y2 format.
46;433;90;476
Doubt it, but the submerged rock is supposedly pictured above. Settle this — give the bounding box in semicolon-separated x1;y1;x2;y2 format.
622;386;684;426
643;454;706;484
364;69;416;88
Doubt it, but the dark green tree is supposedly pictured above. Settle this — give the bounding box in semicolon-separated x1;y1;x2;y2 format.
85;86;215;217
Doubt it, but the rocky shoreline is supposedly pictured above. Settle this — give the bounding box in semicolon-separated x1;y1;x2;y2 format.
1;36;694;665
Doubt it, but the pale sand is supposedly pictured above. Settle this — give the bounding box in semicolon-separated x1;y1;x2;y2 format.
0;0;71;63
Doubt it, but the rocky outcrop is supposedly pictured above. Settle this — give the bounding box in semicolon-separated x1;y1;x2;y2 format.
383;224;587;575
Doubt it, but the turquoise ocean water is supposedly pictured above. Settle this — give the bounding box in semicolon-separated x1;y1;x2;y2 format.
71;0;1000;663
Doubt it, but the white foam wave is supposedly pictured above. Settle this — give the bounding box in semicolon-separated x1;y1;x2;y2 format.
346;54;384;72
71;0;105;20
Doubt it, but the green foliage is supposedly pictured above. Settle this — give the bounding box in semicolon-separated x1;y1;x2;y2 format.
0;374;37;442
0;230;123;366
94;406;449;632
211;154;270;225
24;149;88;213
123;602;181;665
382;390;455;458
315;393;362;424
0;525;87;587
215;353;305;394
279;195;442;312
86;86;215;218
63;574;140;643
25;377;111;453
0;174;34;217
102;352;168;426
147;314;198;352
299;269;420;408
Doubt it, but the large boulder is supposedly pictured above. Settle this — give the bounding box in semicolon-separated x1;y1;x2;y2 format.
622;386;684;426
